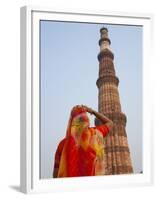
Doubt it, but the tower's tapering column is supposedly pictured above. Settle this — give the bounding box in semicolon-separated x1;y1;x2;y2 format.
95;27;133;174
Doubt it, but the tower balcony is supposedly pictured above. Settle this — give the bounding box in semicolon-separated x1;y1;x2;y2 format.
96;75;119;88
98;48;114;61
99;37;111;46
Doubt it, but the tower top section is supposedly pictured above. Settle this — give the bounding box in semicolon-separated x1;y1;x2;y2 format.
99;27;111;46
100;26;108;33
98;27;114;61
100;27;108;33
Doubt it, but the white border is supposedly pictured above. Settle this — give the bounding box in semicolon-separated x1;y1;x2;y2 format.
20;6;153;194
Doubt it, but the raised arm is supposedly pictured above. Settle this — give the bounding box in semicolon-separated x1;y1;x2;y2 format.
83;105;113;130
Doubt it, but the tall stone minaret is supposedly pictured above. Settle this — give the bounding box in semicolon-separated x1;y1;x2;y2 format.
95;27;133;174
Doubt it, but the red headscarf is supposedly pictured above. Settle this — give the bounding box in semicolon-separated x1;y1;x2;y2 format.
55;106;109;177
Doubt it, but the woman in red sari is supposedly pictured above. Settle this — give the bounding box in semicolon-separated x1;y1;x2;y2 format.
53;105;113;178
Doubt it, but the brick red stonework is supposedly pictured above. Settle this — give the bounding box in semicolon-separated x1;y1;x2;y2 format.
95;27;133;174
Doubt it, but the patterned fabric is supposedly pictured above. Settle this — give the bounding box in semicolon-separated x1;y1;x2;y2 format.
53;107;109;178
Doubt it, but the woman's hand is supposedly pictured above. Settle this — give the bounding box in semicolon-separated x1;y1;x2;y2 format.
81;105;94;114
72;105;94;114
71;105;86;113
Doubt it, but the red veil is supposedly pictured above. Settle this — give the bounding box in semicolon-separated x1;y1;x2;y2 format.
53;106;109;178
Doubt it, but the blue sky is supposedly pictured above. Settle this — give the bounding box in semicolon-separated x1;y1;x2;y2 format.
40;20;142;178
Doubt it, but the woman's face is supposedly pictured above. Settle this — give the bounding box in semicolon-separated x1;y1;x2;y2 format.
71;112;90;135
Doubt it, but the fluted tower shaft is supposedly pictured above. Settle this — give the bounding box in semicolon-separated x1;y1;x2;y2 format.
96;27;133;174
